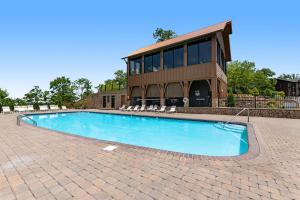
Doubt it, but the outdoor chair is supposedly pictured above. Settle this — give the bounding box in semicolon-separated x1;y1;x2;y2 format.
2;106;12;114
156;105;166;113
147;105;154;111
27;105;35;112
133;105;139;111
125;106;133;111
39;105;49;111
167;106;176;113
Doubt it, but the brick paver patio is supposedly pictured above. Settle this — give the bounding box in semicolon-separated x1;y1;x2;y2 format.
0;111;300;200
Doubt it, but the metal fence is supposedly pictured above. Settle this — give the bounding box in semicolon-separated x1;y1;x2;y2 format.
218;95;300;109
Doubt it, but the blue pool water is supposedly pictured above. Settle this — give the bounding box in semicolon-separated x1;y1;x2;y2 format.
23;112;248;156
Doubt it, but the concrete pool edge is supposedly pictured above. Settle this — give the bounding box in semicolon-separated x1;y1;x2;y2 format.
19;110;260;161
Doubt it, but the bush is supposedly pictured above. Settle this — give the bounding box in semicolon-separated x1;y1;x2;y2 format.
277;91;285;97
227;89;236;107
267;101;276;108
248;87;260;96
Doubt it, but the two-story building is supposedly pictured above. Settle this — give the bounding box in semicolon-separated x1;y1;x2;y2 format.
123;20;232;108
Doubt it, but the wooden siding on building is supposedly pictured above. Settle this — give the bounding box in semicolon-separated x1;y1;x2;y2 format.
128;63;216;86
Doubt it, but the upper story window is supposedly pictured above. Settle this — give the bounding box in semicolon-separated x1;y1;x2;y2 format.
129;57;142;75
187;38;211;66
217;41;226;74
163;46;184;69
144;52;160;73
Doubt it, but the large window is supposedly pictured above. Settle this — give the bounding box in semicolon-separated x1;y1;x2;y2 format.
130;57;142;75
144;52;160;73
163;46;184;69
217;41;226;73
187;38;211;65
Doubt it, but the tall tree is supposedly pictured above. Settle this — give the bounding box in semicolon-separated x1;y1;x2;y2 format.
153;28;177;42
0;88;9;106
50;76;77;106
114;70;127;89
74;78;93;100
278;73;300;80
227;60;276;96
41;91;51;105
23;86;43;109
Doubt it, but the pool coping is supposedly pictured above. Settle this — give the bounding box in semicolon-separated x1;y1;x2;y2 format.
18;110;260;161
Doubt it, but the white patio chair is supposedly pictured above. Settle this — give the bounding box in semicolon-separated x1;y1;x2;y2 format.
167;106;176;113
147;105;154;111
2;106;12;114
50;105;59;110
152;105;158;112
133;105;139;111
27;105;35;112
119;105;126;110
156;105;166;113
39;105;49;111
139;105;146;112
125;106;133;111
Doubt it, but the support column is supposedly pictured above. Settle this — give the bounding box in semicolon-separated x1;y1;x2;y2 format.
127;87;132;106
159;84;165;106
184;44;187;67
210;78;218;107
183;81;189;108
141;86;146;105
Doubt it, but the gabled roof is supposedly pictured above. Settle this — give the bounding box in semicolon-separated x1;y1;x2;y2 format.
124;20;232;60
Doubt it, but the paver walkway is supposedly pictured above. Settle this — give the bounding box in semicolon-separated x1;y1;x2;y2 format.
0;111;300;200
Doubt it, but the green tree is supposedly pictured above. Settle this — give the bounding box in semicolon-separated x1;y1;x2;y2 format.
278;73;300;80
248;87;260;96
0;88;9;106
95;84;104;92
50;76;77;106
227;60;276;96
74;78;93;100
153;28;177;42
227;89;236;107
41;91;51;105
14;98;26;105
227;61;256;94
114;70;127;89
23;86;43;109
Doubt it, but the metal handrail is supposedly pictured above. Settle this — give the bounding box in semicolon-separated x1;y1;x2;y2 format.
223;108;250;127
17;115;37;126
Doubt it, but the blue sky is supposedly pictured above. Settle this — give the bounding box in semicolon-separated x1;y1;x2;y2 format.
0;0;299;98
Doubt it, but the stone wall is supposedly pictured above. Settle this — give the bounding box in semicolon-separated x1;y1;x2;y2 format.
177;107;300;119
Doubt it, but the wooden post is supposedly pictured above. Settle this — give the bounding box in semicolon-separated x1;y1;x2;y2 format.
159;84;165;106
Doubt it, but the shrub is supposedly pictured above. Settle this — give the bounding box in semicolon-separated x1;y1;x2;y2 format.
267;101;276;108
277;91;285;97
227;89;236;107
248;87;260;96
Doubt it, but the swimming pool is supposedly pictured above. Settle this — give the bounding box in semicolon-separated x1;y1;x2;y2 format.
22;112;249;156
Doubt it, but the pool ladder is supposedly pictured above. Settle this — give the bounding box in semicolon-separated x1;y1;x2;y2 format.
17;114;37;126
223;108;250;127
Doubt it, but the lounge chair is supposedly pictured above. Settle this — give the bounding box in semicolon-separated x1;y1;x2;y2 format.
2;106;12;114
27;105;35;112
147;105;154;111
152;105;158;112
119;105;126;110
125;106;133;111
139;105;146;112
61;106;67;110
14;106;26;112
133;105;139;111
156;105;166;113
167;106;176;113
39;105;49;111
50;105;59;110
